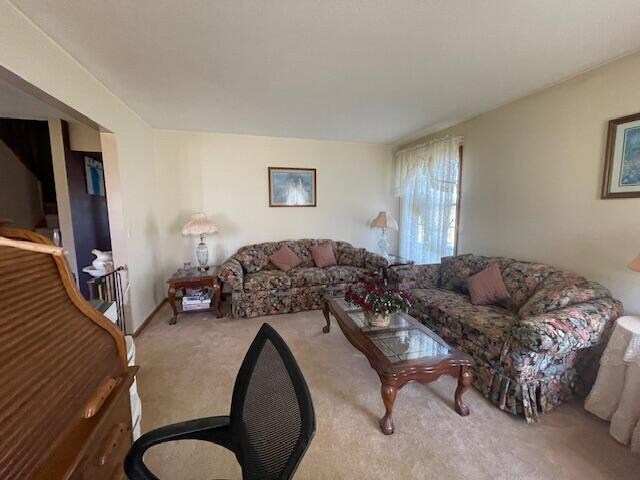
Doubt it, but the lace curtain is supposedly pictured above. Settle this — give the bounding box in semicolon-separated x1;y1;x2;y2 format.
394;136;462;264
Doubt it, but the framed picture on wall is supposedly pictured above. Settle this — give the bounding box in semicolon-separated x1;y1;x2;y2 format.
268;167;317;207
602;112;640;199
85;156;105;196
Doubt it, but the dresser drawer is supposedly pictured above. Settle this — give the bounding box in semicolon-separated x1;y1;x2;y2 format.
79;389;132;480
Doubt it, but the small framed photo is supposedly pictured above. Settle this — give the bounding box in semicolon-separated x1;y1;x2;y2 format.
268;167;316;207
85;156;105;196
602;112;640;199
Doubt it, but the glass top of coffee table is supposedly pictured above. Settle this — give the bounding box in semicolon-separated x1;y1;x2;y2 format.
335;298;451;364
369;329;451;363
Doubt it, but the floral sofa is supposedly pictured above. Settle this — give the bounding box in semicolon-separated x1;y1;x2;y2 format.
218;239;388;318
389;254;622;422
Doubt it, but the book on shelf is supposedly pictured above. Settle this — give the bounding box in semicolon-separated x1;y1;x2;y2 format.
182;302;211;311
181;287;212;306
182;296;211;305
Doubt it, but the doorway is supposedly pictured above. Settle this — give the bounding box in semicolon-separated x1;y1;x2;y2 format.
60;120;112;298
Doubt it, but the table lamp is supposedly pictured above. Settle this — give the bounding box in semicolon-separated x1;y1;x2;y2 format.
182;213;218;271
370;211;398;258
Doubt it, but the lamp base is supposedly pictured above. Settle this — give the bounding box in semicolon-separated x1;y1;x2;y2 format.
196;239;209;271
378;228;390;259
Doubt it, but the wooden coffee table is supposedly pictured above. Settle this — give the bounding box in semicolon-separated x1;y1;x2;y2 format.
322;296;474;435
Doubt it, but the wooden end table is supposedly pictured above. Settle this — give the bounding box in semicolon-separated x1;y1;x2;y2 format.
386;254;415;267
167;267;222;324
322;296;474;435
381;254;414;280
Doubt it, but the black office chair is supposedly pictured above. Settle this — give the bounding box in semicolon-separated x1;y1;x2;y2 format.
124;323;316;480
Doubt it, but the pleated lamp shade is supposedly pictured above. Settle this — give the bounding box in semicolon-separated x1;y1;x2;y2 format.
370;211;398;230
628;254;640;272
181;213;218;236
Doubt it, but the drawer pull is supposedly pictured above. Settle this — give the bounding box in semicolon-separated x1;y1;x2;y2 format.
83;377;119;419
99;422;130;466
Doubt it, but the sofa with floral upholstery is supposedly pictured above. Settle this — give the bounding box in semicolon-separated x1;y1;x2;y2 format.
389;254;622;422
218;239;388;318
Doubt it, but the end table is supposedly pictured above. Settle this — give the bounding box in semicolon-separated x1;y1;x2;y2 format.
166;266;222;324
381;254;414;280
386;254;415;267
585;315;640;453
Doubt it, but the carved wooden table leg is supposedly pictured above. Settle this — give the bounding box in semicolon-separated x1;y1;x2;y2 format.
212;280;222;318
167;286;178;325
322;300;331;333
454;365;472;416
379;383;397;435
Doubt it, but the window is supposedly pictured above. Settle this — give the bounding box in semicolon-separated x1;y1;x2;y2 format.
394;138;462;264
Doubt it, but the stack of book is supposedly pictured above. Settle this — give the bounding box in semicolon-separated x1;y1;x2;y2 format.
181;287;212;311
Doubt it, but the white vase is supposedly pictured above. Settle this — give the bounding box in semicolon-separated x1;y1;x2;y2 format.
91;249;114;271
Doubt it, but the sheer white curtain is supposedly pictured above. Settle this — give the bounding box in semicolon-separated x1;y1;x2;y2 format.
394;136;462;264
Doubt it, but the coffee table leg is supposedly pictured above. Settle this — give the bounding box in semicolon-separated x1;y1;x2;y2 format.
379;384;397;435
454;366;472;416
322;301;331;334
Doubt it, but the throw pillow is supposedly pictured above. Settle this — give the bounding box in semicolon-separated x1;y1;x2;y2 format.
467;264;511;306
440;254;488;292
269;246;302;272
310;242;337;268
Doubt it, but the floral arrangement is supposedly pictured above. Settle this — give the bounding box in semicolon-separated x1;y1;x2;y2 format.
345;271;411;317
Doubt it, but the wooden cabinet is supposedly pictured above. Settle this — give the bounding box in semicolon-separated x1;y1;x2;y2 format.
0;228;136;480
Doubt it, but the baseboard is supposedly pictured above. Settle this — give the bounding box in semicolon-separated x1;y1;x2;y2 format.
133;298;167;337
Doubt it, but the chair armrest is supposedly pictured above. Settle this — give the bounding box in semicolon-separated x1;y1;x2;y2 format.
124;416;232;480
364;250;388;270
513;298;622;356
387;264;440;290
218;258;244;291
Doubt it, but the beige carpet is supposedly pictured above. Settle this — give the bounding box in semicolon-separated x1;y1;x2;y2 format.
135;304;640;479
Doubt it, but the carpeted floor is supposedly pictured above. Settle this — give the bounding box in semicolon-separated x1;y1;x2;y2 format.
135;304;640;479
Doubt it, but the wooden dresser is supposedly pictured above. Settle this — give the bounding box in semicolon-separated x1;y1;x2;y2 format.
0;228;137;480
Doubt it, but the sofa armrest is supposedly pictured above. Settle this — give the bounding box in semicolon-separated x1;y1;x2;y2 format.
387;264;440;291
218;258;244;291
364;251;389;270
513;297;622;356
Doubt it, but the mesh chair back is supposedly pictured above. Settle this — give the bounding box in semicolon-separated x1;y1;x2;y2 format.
230;323;315;480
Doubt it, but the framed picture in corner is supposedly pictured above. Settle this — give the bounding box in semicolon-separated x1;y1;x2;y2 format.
85;156;106;196
268;167;317;207
602;112;640;199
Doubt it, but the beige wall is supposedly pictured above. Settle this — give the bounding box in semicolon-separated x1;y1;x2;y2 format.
0;138;42;229
420;51;640;314
1;0;162;332
48;119;79;281
68;121;101;152
154;130;397;278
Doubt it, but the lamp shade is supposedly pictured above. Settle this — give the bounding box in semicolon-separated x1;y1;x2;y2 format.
181;212;218;236
629;254;640;272
370;211;398;230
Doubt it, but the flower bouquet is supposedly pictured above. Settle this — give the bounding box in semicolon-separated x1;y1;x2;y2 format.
345;271;411;327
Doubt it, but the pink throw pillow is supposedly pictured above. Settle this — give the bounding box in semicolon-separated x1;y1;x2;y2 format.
467;264;511;306
310;242;337;268
269;246;302;272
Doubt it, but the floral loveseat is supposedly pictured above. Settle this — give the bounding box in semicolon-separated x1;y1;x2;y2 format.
218;239;388;318
389;254;622;422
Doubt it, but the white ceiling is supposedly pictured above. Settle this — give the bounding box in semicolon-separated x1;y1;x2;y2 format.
10;0;640;144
